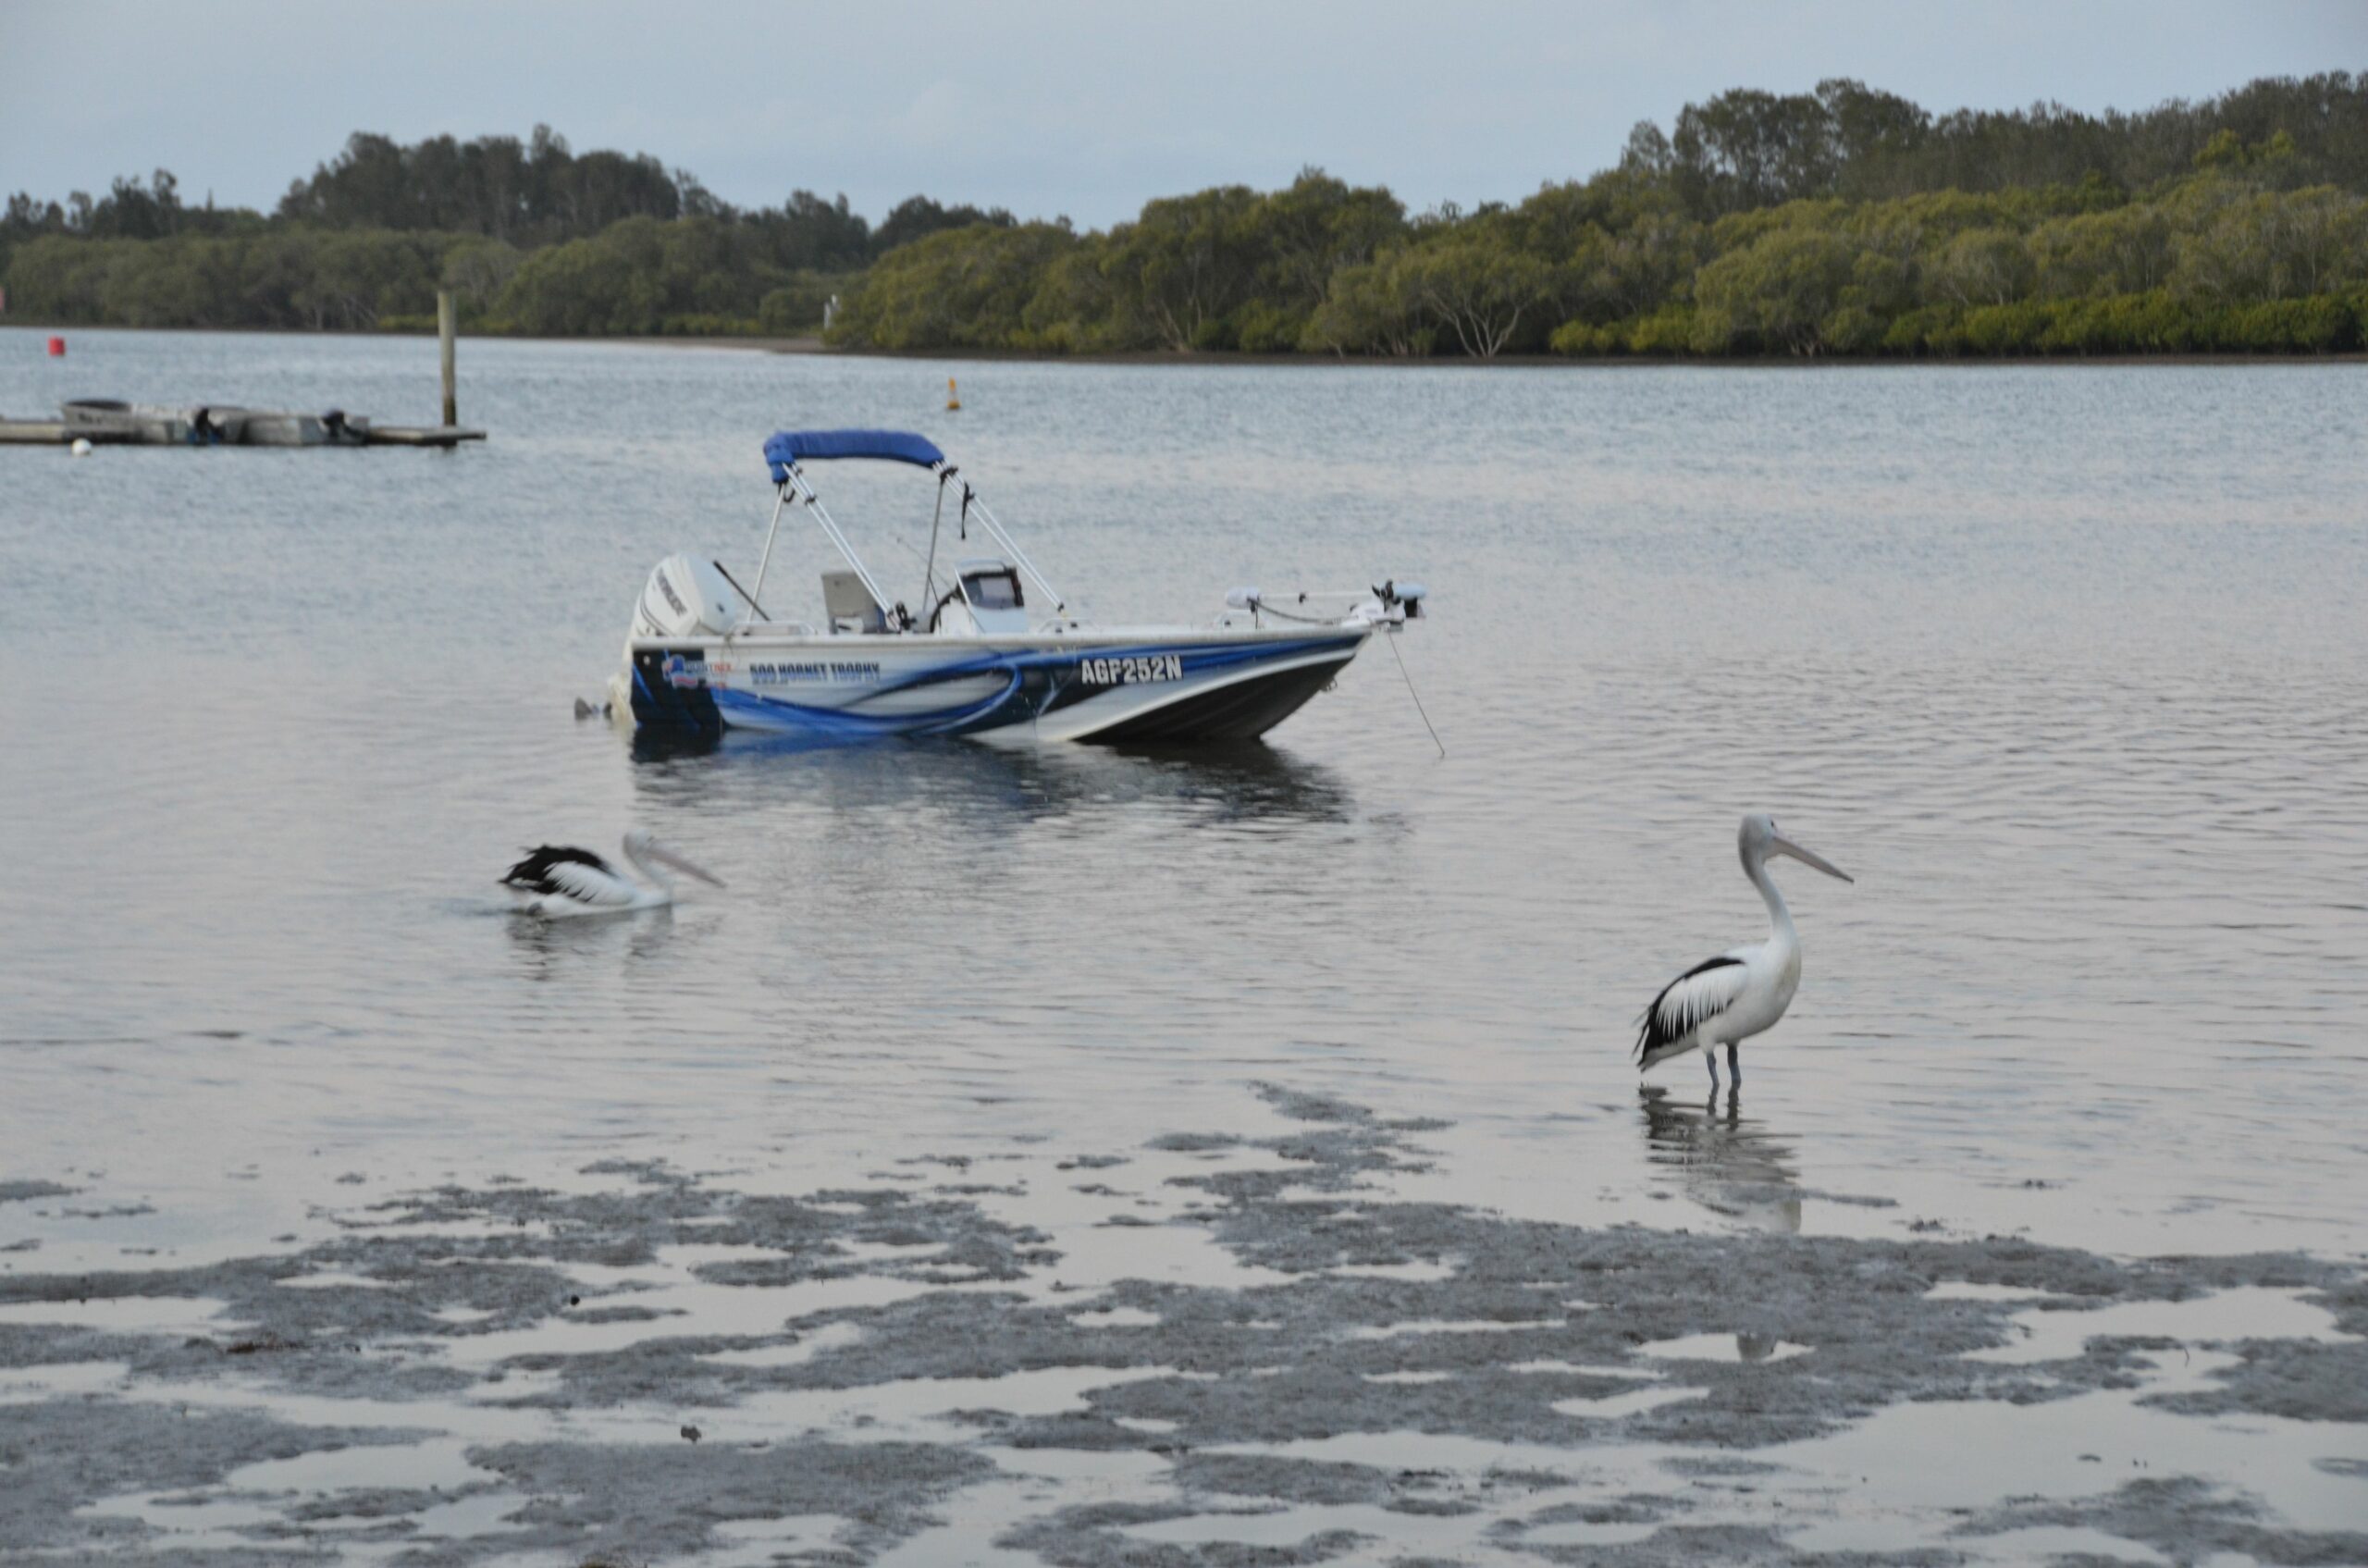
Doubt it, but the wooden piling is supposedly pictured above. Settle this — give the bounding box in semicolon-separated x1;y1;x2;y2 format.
438;290;458;427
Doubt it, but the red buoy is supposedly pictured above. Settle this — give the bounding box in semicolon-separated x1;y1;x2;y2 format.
47;336;65;357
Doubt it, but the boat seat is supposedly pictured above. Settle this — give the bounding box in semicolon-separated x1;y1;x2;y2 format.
821;570;888;634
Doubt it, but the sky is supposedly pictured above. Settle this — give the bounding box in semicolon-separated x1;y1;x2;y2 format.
2;1;2361;228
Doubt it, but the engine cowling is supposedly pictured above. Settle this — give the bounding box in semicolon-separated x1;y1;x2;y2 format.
633;554;744;639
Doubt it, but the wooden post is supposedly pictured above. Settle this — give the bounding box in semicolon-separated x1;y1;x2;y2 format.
437;290;457;427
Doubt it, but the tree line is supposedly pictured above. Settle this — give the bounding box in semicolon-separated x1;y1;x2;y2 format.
6;124;1013;261
6;74;2365;354
1;124;1013;334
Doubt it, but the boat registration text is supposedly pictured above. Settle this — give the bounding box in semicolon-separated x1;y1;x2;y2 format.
1079;654;1184;686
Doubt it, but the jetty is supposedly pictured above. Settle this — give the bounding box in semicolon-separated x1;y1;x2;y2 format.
0;401;484;448
9;292;485;450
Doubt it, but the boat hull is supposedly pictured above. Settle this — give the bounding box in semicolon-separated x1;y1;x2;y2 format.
615;627;1367;746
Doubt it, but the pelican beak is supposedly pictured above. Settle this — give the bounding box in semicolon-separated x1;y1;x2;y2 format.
1772;833;1853;883
648;845;726;887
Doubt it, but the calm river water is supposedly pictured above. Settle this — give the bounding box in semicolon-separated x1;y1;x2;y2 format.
3;328;2363;1266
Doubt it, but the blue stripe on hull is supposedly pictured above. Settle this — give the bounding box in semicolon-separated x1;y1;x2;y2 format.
713;670;1026;739
635;636;1358;745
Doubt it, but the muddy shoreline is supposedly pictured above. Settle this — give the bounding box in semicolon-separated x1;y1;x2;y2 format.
4;1090;2363;1564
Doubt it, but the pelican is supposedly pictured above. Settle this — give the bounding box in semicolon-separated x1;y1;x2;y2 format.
500;832;723;918
1635;814;1853;1092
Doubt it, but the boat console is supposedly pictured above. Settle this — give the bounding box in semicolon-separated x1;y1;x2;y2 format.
930;559;1030;635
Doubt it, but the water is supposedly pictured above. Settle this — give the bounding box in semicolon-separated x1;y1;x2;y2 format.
3;327;2364;1264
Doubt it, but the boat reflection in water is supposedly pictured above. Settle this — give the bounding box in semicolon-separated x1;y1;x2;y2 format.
1637;1086;1804;1234
627;730;1356;832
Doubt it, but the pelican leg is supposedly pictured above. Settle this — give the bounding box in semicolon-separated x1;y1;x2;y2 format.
1726;1043;1742;1088
1705;1049;1720;1092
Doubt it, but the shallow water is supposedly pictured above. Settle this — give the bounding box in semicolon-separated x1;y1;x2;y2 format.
3;327;2365;1266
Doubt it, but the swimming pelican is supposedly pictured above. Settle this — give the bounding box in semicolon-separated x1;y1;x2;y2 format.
500;832;723;918
1635;814;1853;1092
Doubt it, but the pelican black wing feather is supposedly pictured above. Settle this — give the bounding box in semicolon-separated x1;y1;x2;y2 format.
502;845;612;895
1634;954;1747;1064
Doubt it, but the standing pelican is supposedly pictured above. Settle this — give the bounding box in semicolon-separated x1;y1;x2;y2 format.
1636;814;1853;1092
501;832;723;918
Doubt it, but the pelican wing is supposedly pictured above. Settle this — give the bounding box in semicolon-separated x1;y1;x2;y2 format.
502;845;613;895
1636;955;1749;1066
534;858;638;907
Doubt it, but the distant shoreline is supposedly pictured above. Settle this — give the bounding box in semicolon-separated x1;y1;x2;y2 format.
9;322;2362;367
773;345;2368;369
1;321;829;355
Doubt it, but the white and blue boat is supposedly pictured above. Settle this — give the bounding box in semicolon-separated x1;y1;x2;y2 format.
610;430;1424;746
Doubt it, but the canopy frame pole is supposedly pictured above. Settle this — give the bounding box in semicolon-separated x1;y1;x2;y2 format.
751;484;791;605
790;467;894;619
920;467;951;611
964;493;1065;614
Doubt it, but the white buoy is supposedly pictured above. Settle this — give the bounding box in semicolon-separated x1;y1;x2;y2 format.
69;438;92;457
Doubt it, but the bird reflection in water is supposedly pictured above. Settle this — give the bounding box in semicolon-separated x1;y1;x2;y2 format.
1637;1086;1804;1234
503;903;682;981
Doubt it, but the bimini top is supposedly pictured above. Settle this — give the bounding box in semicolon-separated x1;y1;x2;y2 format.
764;429;945;482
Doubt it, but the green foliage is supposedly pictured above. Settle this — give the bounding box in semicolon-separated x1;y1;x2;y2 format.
1880;305;1960;355
1258;170;1408;310
827;224;1080;351
441;237;524;315
1649;71;2368;215
1626;305;1698;355
1930;226;2037;306
1099;185;1269;351
499;237;660;333
1692;229;1856;352
1819;303;1887;354
277;127;686;242
1395;228;1557;356
1958;301;2053;354
1232;299;1304;353
8;78;2368;359
758;271;853;333
871;194;1019;254
1302;254;1430;356
1859;290;2365;357
2218;294;2358;350
2169;183;2368;300
2;228;464;329
1548;318;1622;356
2029;205;2175;296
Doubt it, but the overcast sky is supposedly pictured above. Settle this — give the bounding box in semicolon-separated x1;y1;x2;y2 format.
3;2;2359;227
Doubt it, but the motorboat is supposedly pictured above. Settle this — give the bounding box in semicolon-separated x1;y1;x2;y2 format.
609;429;1424;746
57;400;370;446
60;399;226;444
239;408;370;447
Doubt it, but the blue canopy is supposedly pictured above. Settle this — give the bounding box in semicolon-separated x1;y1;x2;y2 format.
765;429;945;481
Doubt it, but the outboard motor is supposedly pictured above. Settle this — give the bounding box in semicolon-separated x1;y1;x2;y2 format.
633;554;745;639
1339;579;1430;626
621;554;739;745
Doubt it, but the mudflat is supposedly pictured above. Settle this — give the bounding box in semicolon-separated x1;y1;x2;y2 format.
5;1090;2362;1564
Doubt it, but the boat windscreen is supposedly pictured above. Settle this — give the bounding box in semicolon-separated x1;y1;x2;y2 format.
964;570;1022;610
764;429;945;481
